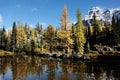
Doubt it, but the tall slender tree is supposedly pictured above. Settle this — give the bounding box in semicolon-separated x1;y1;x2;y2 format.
30;29;37;54
75;8;85;54
71;24;76;52
6;30;11;50
59;5;73;54
45;25;54;53
60;5;69;31
1;27;7;50
24;23;32;53
35;23;43;48
92;13;102;35
92;13;102;45
112;15;120;45
24;23;31;40
84;23;91;53
16;22;27;52
11;22;17;52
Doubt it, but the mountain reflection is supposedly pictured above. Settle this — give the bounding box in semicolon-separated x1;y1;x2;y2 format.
0;56;120;80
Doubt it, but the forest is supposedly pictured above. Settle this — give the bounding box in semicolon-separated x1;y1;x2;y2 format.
0;5;120;55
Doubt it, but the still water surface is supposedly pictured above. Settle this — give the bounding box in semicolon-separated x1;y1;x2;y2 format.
0;56;120;80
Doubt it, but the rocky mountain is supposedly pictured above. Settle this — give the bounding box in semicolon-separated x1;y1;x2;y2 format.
83;7;120;26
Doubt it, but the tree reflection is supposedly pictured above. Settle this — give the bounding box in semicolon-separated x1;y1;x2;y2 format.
58;59;72;80
0;57;11;80
76;62;87;80
0;56;120;80
46;59;56;80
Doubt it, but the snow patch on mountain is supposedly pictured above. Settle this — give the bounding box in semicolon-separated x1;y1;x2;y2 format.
83;7;120;25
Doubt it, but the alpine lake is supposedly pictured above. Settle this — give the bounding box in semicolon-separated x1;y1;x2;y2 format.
0;55;120;80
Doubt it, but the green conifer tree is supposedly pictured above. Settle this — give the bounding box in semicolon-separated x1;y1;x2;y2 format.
1;27;7;50
112;16;120;45
75;8;85;54
11;22;17;52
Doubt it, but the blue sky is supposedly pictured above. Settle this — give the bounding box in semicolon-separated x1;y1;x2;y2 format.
0;0;120;29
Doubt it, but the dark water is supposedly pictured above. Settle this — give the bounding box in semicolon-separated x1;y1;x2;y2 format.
0;56;120;80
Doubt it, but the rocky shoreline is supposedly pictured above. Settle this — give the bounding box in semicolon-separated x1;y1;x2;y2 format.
1;49;120;61
33;52;97;61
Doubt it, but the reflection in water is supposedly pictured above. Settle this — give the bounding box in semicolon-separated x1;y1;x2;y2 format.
0;56;120;80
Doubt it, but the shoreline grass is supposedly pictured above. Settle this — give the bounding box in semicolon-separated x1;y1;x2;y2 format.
0;50;14;56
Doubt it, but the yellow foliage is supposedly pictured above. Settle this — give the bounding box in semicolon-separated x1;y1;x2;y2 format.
34;48;41;53
16;22;27;48
60;5;69;31
75;8;86;54
58;30;73;48
30;29;35;39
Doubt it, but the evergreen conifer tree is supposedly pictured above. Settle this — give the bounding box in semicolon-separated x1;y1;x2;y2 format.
11;22;17;52
75;8;85;54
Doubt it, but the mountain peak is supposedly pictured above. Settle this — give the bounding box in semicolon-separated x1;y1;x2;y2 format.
90;6;101;12
83;7;120;25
